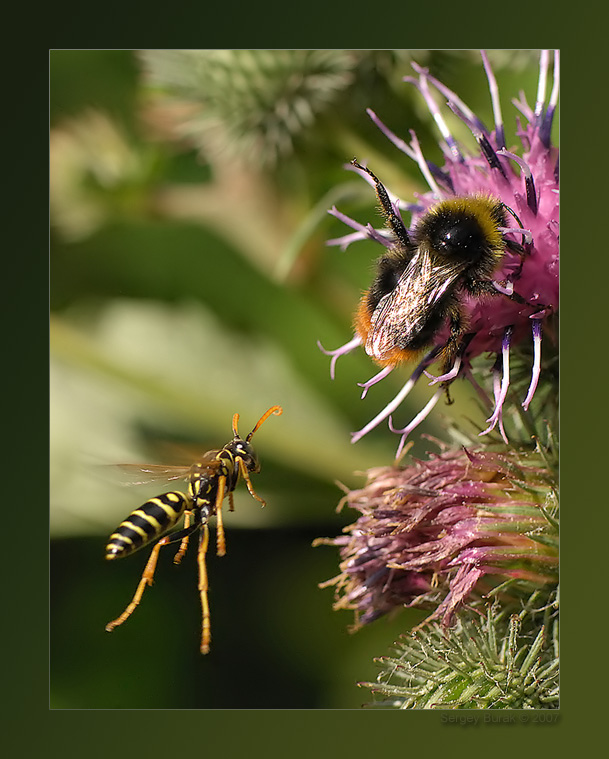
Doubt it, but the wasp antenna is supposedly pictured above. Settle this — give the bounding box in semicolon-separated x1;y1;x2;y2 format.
246;405;283;442
231;413;240;438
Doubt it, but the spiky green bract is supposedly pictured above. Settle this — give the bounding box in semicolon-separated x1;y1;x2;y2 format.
361;589;559;709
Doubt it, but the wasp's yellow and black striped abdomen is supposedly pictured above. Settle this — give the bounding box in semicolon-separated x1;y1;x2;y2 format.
105;491;190;560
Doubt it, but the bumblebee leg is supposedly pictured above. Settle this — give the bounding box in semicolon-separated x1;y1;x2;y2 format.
214;475;227;557
173;511;193;565
440;304;467;402
106;522;198;633
197;524;211;654
504;239;526;280
496;283;550;314
466;277;530;306
238;457;266;507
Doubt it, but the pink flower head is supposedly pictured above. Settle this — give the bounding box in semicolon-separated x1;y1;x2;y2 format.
319;51;559;454
314;445;558;631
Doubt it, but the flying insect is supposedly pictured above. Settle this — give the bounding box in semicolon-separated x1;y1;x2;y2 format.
105;405;282;654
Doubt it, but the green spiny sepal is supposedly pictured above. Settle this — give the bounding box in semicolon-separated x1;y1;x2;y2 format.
360;589;559;709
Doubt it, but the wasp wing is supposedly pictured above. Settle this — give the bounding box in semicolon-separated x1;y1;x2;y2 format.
366;249;468;361
188;450;224;475
113;463;194;487
114;451;223;487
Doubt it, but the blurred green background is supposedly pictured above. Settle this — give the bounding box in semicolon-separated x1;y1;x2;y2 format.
50;49;544;709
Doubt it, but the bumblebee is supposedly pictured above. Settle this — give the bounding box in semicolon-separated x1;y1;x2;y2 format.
352;160;528;380
105;405;282;654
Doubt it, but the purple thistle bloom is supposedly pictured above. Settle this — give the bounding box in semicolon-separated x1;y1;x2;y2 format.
314;446;558;631
320;51;559;452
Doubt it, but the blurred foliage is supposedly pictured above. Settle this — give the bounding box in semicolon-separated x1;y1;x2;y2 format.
50;49;543;709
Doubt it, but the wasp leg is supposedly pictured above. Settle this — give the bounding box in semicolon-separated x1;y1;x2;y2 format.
105;522;199;633
214;475;227;557
238;457;267;508
198;524;211;654
173;510;193;565
228;490;235;512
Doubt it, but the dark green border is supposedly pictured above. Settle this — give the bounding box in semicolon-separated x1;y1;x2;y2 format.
10;7;598;757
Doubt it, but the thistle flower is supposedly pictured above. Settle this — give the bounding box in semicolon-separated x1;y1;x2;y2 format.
319;51;559;453
314;444;558;631
361;590;559;709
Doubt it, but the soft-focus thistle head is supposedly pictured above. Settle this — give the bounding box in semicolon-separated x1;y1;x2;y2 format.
314;445;558;631
319;51;559;453
138;50;360;168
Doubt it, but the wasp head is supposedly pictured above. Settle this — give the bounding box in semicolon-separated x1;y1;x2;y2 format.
230;438;260;473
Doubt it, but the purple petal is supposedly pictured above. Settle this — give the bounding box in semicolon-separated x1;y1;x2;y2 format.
351;347;440;446
481;49;505;149
480;327;512;440
317;334;362;380
358;365;394;399
389;387;443;459
522;319;542;411
365;108;416;160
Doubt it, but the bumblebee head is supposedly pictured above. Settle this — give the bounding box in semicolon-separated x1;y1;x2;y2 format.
424;210;488;262
419;196;506;263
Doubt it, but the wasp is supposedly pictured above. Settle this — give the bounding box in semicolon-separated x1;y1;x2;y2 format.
105;405;282;654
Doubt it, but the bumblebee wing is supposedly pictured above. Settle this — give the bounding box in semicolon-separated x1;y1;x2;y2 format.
366;250;466;360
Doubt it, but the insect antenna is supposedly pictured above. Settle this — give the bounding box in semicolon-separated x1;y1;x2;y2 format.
231;412;241;438
246;405;283;442
351;158;411;250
